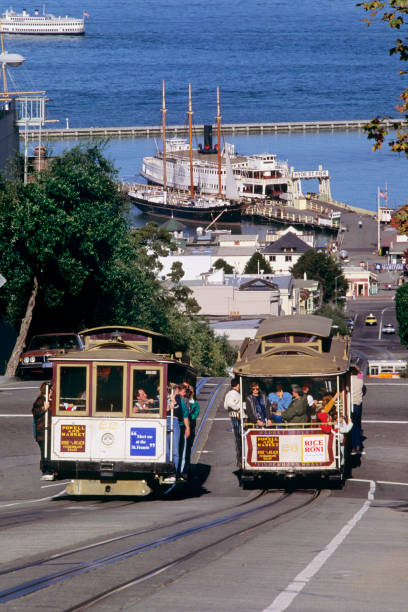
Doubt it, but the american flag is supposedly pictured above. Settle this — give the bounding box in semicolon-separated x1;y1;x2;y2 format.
379;190;388;199
83;11;90;18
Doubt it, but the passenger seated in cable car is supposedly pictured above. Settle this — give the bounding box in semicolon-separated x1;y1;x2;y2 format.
133;388;155;413
282;384;309;424
267;380;292;423
245;381;272;427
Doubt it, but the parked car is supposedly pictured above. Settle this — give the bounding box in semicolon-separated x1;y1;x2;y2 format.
365;313;378;326
382;323;396;334
18;333;84;378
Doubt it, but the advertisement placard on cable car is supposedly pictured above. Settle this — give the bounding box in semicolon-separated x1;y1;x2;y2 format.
245;429;333;468
125;420;166;462
52;418;166;462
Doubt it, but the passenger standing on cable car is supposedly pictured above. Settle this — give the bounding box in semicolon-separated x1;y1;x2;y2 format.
175;384;190;480
32;382;54;481
268;380;292;423
181;387;200;480
224;377;244;463
350;366;365;455
245;381;272;427
282;384;309;424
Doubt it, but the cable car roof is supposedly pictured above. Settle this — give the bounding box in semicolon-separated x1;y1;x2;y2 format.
255;315;333;339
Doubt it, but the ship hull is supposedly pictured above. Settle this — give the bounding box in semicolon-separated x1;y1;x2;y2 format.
130;194;244;224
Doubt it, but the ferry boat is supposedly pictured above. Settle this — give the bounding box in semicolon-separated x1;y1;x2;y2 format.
141;129;332;206
0;8;85;35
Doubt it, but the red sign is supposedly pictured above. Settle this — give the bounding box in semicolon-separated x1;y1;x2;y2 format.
60;424;86;453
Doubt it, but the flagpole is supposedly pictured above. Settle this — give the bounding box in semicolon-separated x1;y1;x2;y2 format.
377;186;381;255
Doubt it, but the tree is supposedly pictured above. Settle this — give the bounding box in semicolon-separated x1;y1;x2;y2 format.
291;250;347;303
243;252;272;274
0;143;234;376
314;304;348;336
357;2;408;157
395;282;408;345
0;144;132;373
213;258;234;274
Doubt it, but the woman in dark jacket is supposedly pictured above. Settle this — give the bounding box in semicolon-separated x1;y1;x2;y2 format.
32;382;54;480
245;381;272;426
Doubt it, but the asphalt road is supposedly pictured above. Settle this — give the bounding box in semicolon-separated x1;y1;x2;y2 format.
1;308;408;612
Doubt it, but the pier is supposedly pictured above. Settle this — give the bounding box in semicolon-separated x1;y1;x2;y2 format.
20;118;404;141
243;201;339;232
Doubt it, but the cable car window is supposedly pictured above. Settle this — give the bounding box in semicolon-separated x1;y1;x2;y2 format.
95;365;124;413
131;367;161;417
57;365;88;412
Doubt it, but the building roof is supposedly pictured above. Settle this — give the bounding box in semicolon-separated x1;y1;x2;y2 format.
292;278;320;290
261;232;310;255
217;234;259;243
215;246;256;257
160;218;187;232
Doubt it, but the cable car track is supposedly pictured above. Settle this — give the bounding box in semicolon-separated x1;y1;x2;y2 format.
0;489;320;606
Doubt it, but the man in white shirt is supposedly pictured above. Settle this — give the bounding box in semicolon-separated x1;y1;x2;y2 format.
224;377;242;416
224;377;244;464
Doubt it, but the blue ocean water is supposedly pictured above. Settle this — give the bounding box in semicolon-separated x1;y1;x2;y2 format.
4;0;408;212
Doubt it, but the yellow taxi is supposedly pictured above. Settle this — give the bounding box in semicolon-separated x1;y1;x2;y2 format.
365;313;378;326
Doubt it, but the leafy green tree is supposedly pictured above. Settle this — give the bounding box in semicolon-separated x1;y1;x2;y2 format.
167;261;185;283
357;2;408;157
291;250;347;303
314;304;348;335
395;282;408;345
0;144;132;373
213;258;234;274
243;252;272;274
0;143;233;376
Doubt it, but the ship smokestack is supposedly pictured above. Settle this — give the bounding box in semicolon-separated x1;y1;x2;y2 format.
204;125;213;151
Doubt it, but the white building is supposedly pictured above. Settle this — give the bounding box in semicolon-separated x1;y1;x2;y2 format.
261;231;310;275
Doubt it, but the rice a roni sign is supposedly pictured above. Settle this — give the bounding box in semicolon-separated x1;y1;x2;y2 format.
302;435;327;462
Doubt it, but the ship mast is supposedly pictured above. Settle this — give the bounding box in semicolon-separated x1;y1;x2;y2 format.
188;83;194;199
0;23;8;95
216;87;222;197
161;80;167;191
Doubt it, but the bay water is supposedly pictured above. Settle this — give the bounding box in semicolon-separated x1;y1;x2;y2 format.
5;0;408;212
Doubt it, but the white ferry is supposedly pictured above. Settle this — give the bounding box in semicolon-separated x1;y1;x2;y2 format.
0;8;85;35
141;126;332;207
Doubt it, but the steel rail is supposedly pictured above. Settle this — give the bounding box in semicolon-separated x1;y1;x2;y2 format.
0;491;322;604
64;490;320;612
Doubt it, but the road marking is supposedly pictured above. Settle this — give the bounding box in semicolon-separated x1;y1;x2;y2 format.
365;383;408;386
350;478;408;487
0;490;65;509
376;480;408;486
263;480;376;612
362;420;408;424
0;386;39;391
0;414;31;417
40;481;69;489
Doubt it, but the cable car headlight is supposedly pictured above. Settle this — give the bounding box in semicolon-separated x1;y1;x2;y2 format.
23;357;30;364
30;356;36;363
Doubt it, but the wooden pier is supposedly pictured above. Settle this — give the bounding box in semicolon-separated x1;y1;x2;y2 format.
243;201;338;232
20;118;404;141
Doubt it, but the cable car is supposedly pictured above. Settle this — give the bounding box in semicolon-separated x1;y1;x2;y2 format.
230;315;352;487
41;326;196;496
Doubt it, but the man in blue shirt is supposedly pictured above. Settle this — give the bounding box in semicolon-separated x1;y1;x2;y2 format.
268;380;292;423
